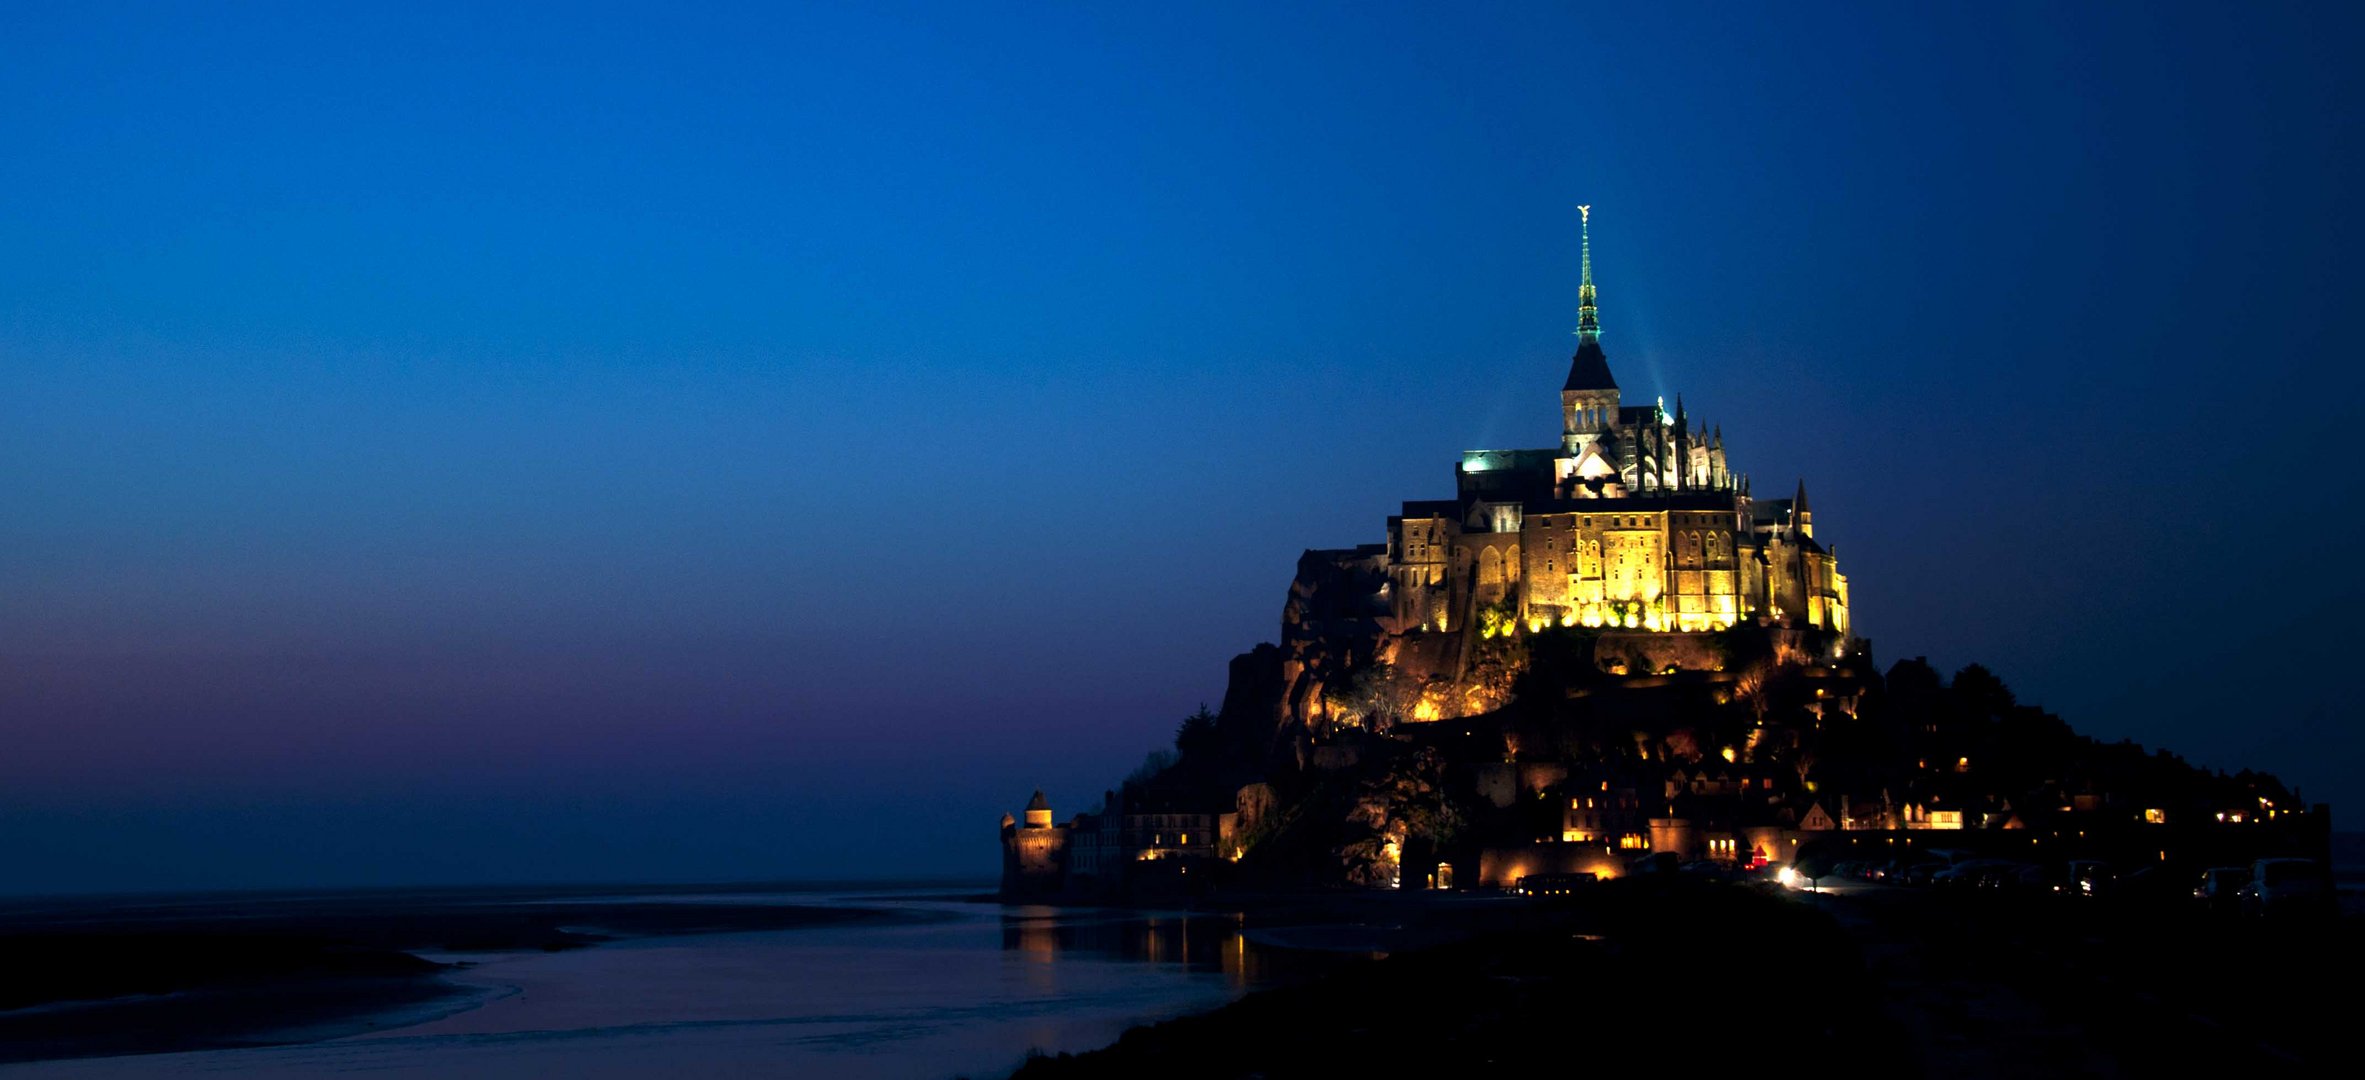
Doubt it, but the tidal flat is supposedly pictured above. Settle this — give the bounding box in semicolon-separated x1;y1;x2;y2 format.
0;884;1341;1078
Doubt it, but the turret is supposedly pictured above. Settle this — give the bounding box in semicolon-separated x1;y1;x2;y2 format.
1024;789;1054;828
1673;396;1690;491
1793;480;1813;539
1710;424;1728;489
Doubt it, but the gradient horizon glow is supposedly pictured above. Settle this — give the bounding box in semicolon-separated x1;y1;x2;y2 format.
3;1;2360;893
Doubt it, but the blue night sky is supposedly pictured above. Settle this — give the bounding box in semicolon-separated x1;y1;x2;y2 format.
3;2;2359;893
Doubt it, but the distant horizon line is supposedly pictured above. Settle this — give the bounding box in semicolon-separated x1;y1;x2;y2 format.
0;873;998;906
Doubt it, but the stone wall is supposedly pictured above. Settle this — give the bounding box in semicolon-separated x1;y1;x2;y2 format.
1593;631;1727;674
1000;824;1068;897
1476;842;1628;887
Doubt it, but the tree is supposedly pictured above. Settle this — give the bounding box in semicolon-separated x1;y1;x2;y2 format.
1123;750;1176;789
1951;664;2016;719
1328;662;1425;729
1174;705;1221;761
1339;746;1465;885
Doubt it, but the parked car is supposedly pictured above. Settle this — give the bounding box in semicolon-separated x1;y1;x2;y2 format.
2066;859;2115;899
1931;859;2010;889
1628;851;1682;875
1900;860;1947;886
1978;861;2042;890
2113;863;2198;910
2237;858;2331;918
1873;857;1924;883
2192;866;2251;912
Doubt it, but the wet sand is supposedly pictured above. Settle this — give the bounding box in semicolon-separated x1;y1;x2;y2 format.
0;887;1351;1078
0;887;926;1064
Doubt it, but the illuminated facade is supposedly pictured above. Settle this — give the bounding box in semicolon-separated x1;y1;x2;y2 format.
1000;786;1255;898
1376;209;1849;639
998;790;1068;897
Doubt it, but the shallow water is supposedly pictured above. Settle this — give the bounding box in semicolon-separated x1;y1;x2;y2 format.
4;889;1305;1079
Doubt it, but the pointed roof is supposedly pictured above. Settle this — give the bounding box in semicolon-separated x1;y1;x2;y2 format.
1025;790;1050;812
1793;480;1811;516
1563;338;1618;392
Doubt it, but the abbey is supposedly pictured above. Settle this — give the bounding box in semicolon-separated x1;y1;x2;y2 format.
1366;209;1847;642
975;199;2341;1080
999;211;2326;904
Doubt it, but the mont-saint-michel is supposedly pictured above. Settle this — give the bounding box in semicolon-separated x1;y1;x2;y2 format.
9;7;2352;1078
1001;212;2326;903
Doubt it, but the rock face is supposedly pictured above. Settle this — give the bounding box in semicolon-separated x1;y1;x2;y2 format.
1276;546;1391;726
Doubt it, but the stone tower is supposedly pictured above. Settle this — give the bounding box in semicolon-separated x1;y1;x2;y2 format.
999;789;1069;897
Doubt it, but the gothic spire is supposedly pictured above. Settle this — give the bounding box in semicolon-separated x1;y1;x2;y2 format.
1576;204;1600;342
1562;205;1617;392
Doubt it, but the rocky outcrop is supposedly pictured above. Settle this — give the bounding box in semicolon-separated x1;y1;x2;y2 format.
1274;546;1395;731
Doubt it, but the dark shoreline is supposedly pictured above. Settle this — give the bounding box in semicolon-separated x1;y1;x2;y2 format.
0;890;939;1065
1008;878;2358;1079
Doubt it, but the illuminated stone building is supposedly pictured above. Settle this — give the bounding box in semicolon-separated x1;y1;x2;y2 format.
1000;786;1247;898
998;790;1068;897
1375;209;1848;642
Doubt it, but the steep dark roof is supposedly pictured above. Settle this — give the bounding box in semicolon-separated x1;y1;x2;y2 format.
1025;790;1050;812
1562;338;1618;392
